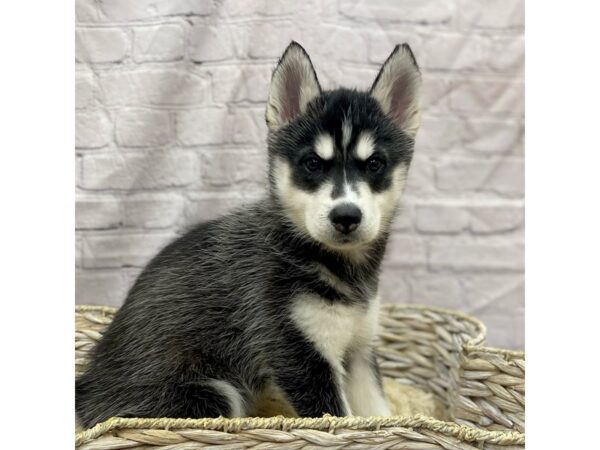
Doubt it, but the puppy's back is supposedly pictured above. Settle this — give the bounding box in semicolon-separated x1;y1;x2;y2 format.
76;204;274;427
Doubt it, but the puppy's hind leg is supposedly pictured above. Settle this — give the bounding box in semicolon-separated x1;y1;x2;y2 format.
207;380;246;417
167;379;247;418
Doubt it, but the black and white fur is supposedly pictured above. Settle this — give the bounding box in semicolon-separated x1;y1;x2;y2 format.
75;42;421;428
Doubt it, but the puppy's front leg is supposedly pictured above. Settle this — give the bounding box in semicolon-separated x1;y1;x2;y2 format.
271;333;351;417
345;348;391;416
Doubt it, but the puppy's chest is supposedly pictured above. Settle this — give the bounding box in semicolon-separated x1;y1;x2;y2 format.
290;295;380;369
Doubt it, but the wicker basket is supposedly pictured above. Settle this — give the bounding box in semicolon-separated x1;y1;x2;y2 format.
75;304;525;449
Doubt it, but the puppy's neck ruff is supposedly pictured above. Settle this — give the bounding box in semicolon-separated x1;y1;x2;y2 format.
265;194;388;294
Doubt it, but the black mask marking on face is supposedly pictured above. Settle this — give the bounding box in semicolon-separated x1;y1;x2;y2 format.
268;89;414;196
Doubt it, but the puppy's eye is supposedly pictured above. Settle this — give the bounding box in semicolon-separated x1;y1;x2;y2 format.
366;157;385;173
304;156;323;172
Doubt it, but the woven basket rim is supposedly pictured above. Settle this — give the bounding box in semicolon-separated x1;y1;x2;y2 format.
381;303;524;358
75;414;525;447
77;304;116;315
76;303;524;358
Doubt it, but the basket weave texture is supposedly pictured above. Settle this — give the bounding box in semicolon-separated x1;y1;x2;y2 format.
75;304;525;449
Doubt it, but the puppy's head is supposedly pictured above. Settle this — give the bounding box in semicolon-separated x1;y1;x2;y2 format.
267;42;421;252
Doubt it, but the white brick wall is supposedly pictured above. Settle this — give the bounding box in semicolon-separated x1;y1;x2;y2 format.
75;0;524;349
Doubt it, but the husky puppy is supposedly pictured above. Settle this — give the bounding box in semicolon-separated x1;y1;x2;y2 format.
76;41;421;428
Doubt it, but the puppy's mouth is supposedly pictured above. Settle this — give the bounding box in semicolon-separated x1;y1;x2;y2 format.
324;231;369;249
337;234;360;244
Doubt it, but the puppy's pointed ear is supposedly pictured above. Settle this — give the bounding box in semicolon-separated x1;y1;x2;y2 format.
266;42;321;130
370;44;422;138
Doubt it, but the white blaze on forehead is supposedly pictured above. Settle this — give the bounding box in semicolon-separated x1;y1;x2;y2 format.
355;132;376;160
341;119;352;150
314;133;335;160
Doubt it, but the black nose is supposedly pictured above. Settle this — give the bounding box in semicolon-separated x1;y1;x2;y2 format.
329;204;362;235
